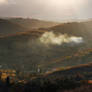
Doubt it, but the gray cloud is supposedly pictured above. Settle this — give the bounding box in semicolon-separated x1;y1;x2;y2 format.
0;0;92;22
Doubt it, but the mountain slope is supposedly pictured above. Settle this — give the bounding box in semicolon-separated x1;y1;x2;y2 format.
46;63;92;79
0;20;92;73
49;21;92;44
0;31;92;72
0;19;27;35
0;18;59;35
7;18;59;29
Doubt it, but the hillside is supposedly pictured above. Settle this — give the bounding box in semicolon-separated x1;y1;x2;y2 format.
7;18;59;29
0;19;27;35
46;63;92;78
50;21;92;36
0;31;92;72
0;18;58;35
48;21;92;45
0;19;92;73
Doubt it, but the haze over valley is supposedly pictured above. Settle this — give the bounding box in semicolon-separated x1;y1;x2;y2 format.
0;18;92;73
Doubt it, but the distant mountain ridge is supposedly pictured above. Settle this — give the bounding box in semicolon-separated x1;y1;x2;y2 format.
0;18;59;35
0;19;27;35
8;18;59;29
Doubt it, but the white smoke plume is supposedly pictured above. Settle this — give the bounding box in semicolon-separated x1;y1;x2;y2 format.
39;32;83;45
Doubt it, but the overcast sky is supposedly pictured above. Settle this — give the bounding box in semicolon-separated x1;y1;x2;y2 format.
0;0;92;22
